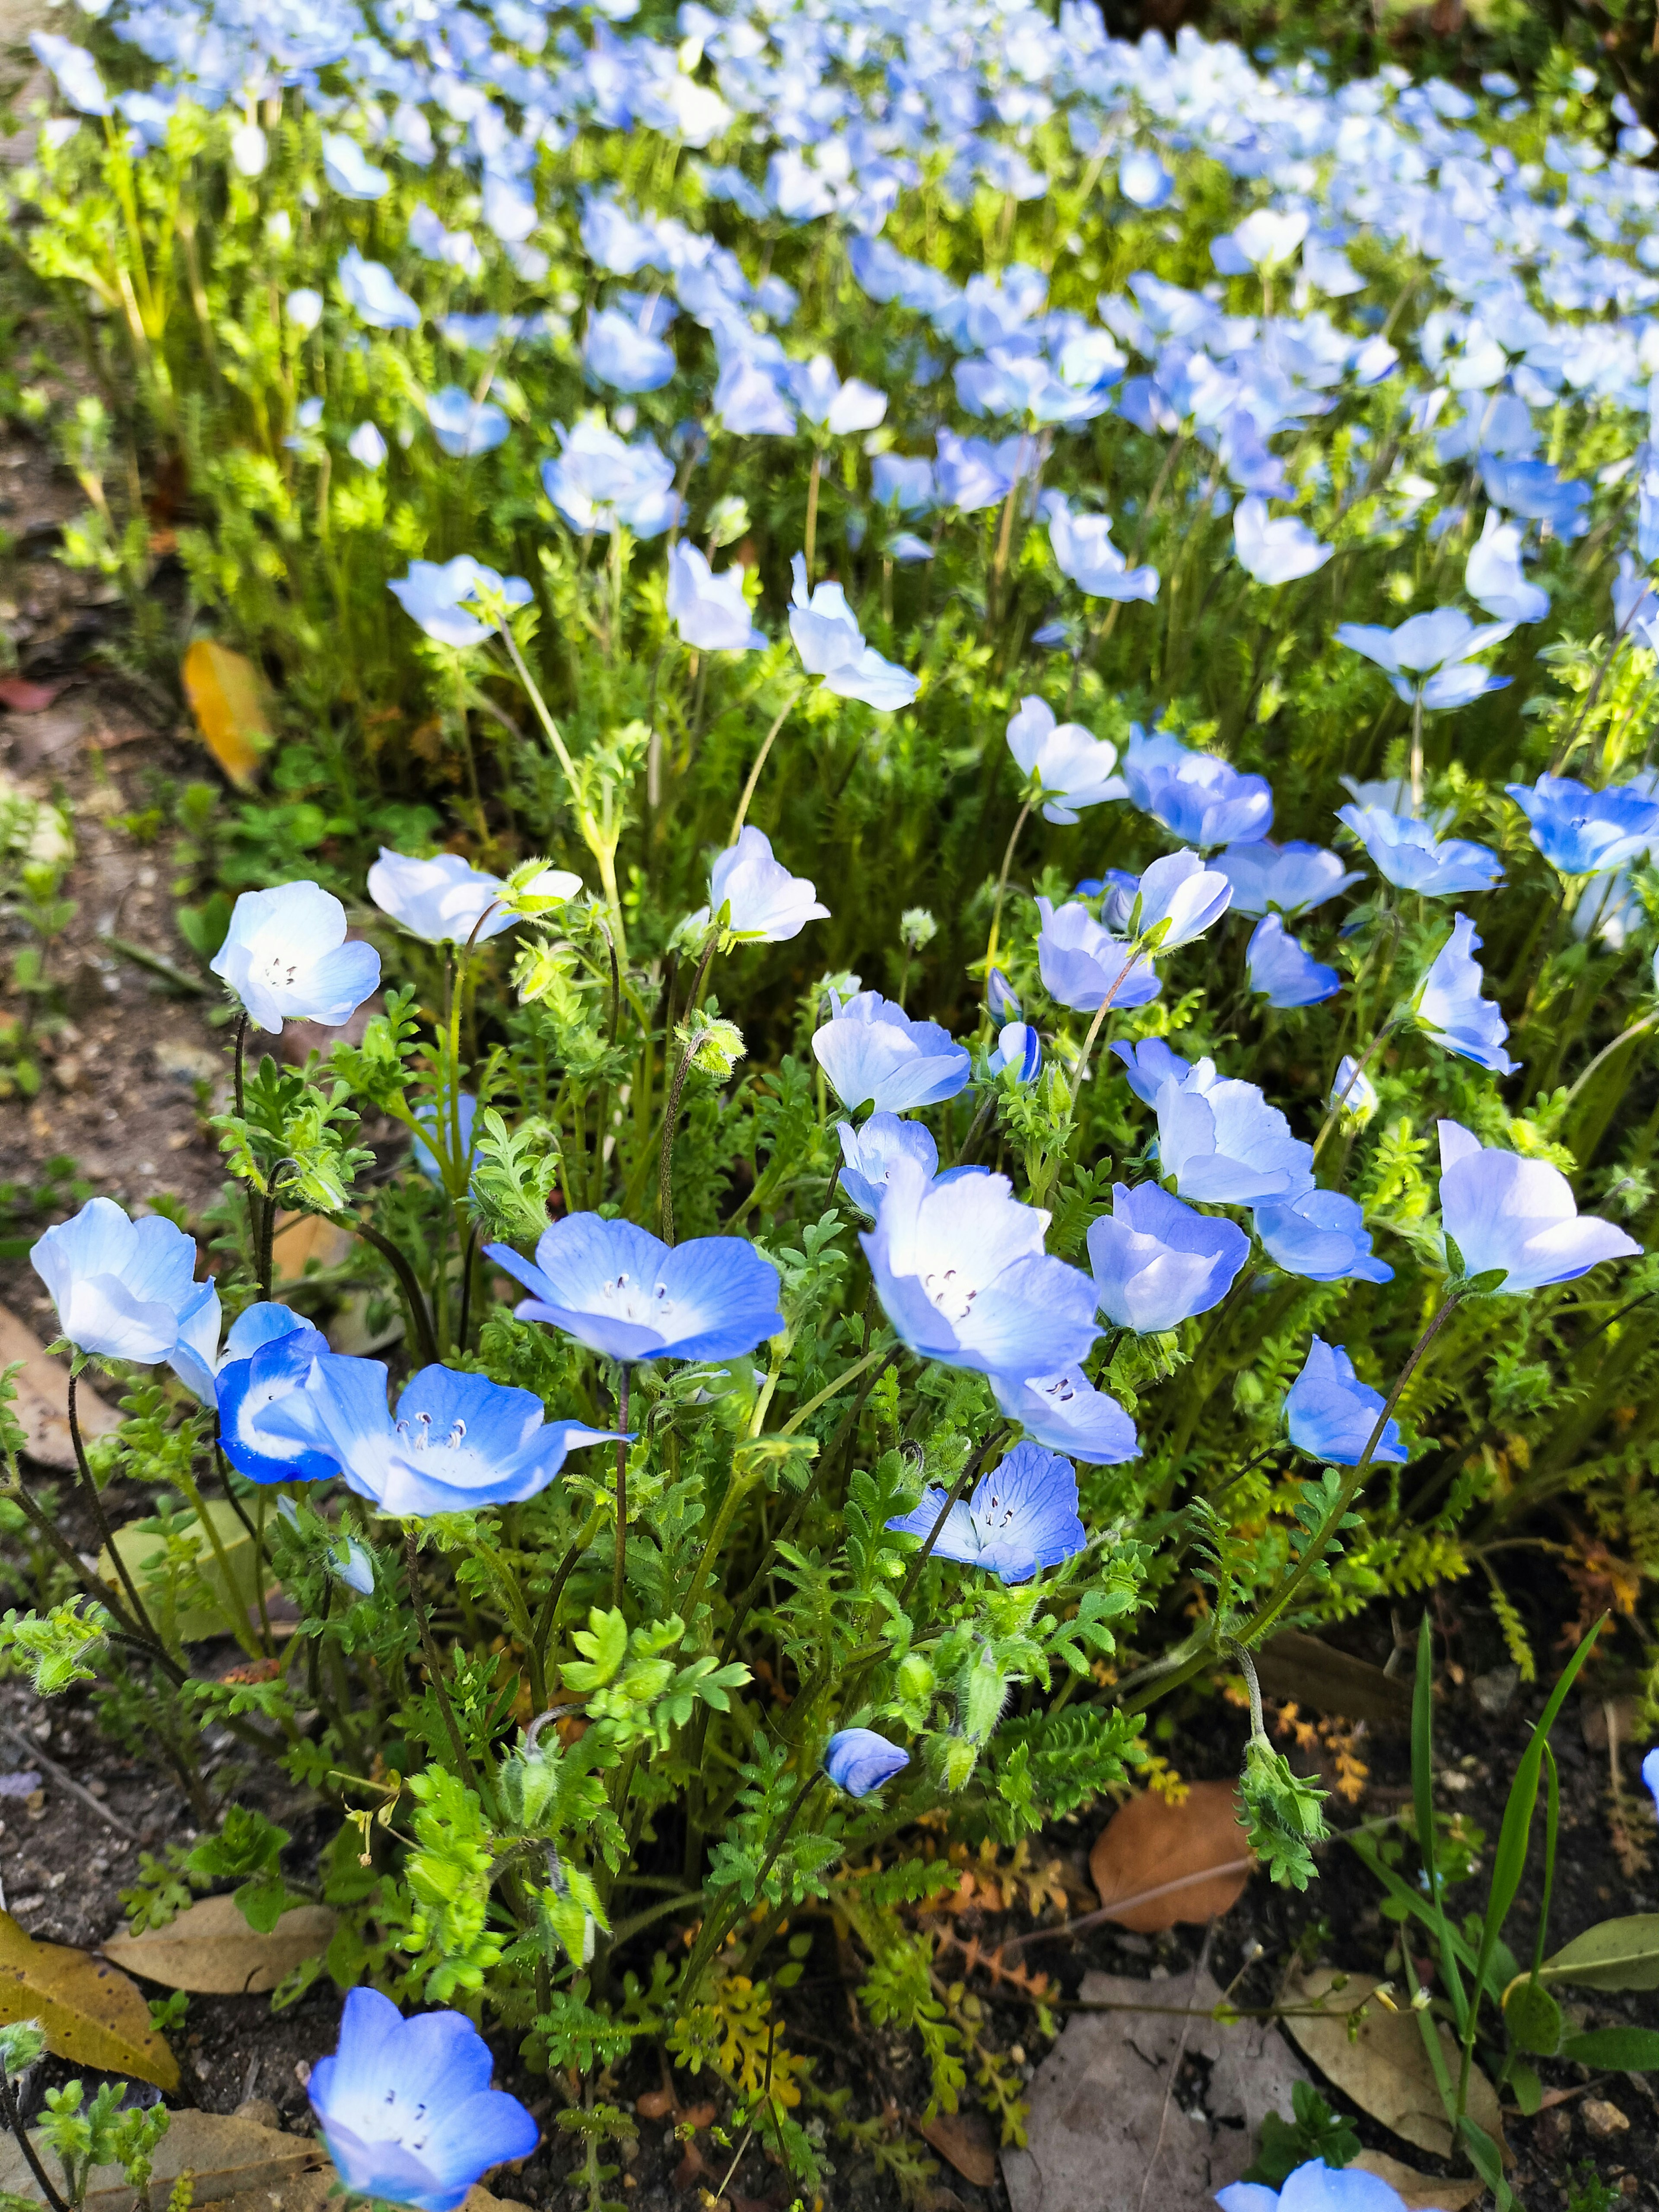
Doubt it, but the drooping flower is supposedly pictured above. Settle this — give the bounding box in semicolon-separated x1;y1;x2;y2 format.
1134;851;1234;950
1335;805;1505;898
814;993;971;1114
694;826;829;944
788;556;918;710
836;1114;941;1216
389;558;532;650
988;1367;1139;1464
542;421;679;538
1505;774;1659;877
1335;610;1512;709
322;134;390;201
1124;729;1274;848
988;1022;1042;1083
1285;1339;1407;1466
1247;916;1340;1008
30;32;110;116
1036;900;1160;1012
1416;915;1515;1074
218;1306;337;1484
32;1198;219;1393
986;969;1022;1023
1214;841;1362;918
1042;493;1158;602
1111;1036;1195;1105
1465;511;1549;625
211;884;381;1036
337;249;420;333
1437;1120;1640;1293
862;1155;1099;1379
260;1356;616;1515
1253;1189;1393;1284
369;850;515;944
1153;1067;1314;1206
426;388;510;459
824;1728;909;1798
885;1440;1086;1583
1329;1056;1379;1124
308;1986;539;2212
666;544;766;653
1004;697;1126;822
1233;496;1331;585
485;1215;784;1362
1218;2155;1418;2212
1087;1183;1249;1333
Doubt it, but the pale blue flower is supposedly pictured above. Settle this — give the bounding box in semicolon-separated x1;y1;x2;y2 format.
714;353;795;436
211;882;381;1036
1124;729;1274;847
1247;916;1340;1008
426;388;510;458
1042;492;1159;602
1335;806;1504;897
814;992;971;1114
872;455;935;515
787;356;887;435
1329;1056;1379;1123
1112;1036;1195;1104
1087;1182;1249;1333
988;1367;1139;1463
585;308;676;393
1335;610;1512;710
862;1155;1099;1379
934;429;1030;515
1505;774;1659;877
368;849;563;945
32;1198;218;1385
987;970;1022;1023
885;1440;1086;1583
1215;841;1361;918
1481;456;1588;540
836;1114;940;1216
1286;1339;1406;1466
694;826;829;944
542;421;679;538
1218;2156;1416;2212
337;249;420;333
824;1728;908;1798
286;289;324;333
1136;851;1234;949
1465;512;1549;624
486;1215;784;1363
1213;208;1308;271
667;544;765;652
1233;496;1331;585
1005;696;1126;821
322;134;390;200
329;1539;375;1596
1254;1189;1393;1284
348;422;388;468
218;1306;335;1485
988;1022;1042;1082
1417;914;1515;1074
412;1094;479;1184
30;33;110;116
1437;1120;1639;1292
308;1987;538;2212
788;556;918;709
1036;899;1160;1011
1154;1067;1314;1205
389;558;531;650
1119;148;1173;209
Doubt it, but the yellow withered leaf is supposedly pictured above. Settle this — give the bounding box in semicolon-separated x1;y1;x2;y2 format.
182;639;271;788
0;1911;179;2090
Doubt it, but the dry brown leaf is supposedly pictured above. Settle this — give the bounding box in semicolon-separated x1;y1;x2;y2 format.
0;1911;178;2091
1254;1629;1414;1729
1089;1780;1253;1931
918;2109;997;2188
271;1211;355;1281
182;639;272;789
1352;2149;1485;2209
0;1303;121;1470
1283;1967;1503;2161
0;2109;321;2212
102;1894;336;1994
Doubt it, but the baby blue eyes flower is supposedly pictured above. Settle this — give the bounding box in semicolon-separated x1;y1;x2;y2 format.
426;388;510;458
986;969;1022;1023
988;1023;1042;1083
1329;1056;1379;1123
338;248;420;333
1465;511;1549;625
1042;493;1159;603
862;1154;1099;1380
1286;1338;1407;1466
1644;1747;1659;1824
836;1113;941;1216
885;1440;1086;1584
1112;1035;1195;1105
935;429;1030;516
322;134;390;201
210;882;381;1036
1233;496;1332;586
824;1728;909;1799
329;1538;375;1596
788;556;918;710
1119;147;1173;209
1087;1182;1249;1334
1124;728;1274;848
485;1214;785;1363
32;1197;219;1386
988;1366;1139;1464
667;544;765;652
699;826;829;944
286;289;324;334
1254;1189;1393;1284
1036;899;1160;1013
542;421;680;539
1335;609;1512;710
1416;914;1515;1075
218;1306;337;1484
1335;804;1505;898
787;356;888;435
1136;851;1234;950
1504;774;1659;877
814;992;971;1114
348;422;388;468
1247;916;1340;1008
369;849;534;945
412;1093;480;1185
1214;207;1308;270
1005;696;1127;822
389;557;532;650
1215;840;1362;919
1217;2155;1417;2212
1437;1119;1640;1293
308;1986;539;2212
872;454;935;515
259;1354;616;1516
585;307;676;393
714;353;796;437
1154;1067;1314;1206
30;33;110;116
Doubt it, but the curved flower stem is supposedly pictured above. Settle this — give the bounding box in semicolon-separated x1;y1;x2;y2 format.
0;2052;72;2212
1310;1016;1405;1163
457;1222;481;1354
5;1474;181;1684
1065;952;1143;1112
70;1372;165;1655
1408;688;1425;813
728;689;804;847
658;931;721;1243
404;1527;489;1811
803;450;823;584
232;1009;248;1117
895;1423;1011;1614
173;1467;262;1662
1563;1009;1659;1109
983;798;1031;975
612;1364;632;1612
333;1217;442;1369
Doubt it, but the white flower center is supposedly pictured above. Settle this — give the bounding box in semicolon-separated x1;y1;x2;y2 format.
591;1269;675;1326
967;1489;1018;1546
396;1412;467;1451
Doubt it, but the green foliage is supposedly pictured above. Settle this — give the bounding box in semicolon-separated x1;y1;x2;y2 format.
1242;2082;1361;2188
0;1599;109;1695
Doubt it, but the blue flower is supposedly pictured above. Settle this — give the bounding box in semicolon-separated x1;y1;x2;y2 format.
1438;1120;1639;1293
1286;1339;1407;1466
1124;729;1274;847
814;992;971;1113
32;1197;218;1383
259;1355;616;1515
1505;774;1659;877
667;544;766;652
1119;147;1173;209
210;883;381;1037
687;826;829;944
329;1538;376;1596
218;1307;337;1485
389;558;532;650
412;1094;480;1185
1136;851;1234;949
1329;1056;1379;1123
1335;610;1511;710
872;454;935;515
1218;2155;1417;2212
542;421;679;538
987;1023;1039;1084
338;249;420;333
485;1215;784;1363
1042;493;1159;603
1465;511;1549;624
885;1440;1086;1583
1005;696;1126;822
988;1367;1139;1464
836;1113;940;1216
714;352;795;436
986;969;1022;1023
1253;1189;1393;1284
426;388;510;458
1643;1746;1659;1823
585;307;676;393
286;289;323;333
1247;917;1340;1008
348;422;388;468
788;556;918;710
1233;496;1331;585
862;1155;1099;1379
1111;1036;1195;1105
1036;900;1160;1012
1214;841;1361;918
30;32;110;116
322;134;390;201
1154;1066;1314;1206
1416;915;1514;1074
935;428;1030;515
368;849;555;945
1087;1182;1249;1333
308;1986;538;2212
1335;805;1504;897
824;1728;909;1798
787;356;888;435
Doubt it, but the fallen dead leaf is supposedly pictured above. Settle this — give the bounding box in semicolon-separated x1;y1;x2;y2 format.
181;638;272;788
0;2110;321;2212
1352;2148;1485;2209
1254;1628;1414;1729
1283;1967;1503;2161
1001;1966;1310;2212
97;1497;263;1644
1090;1780;1253;1931
0;1302;121;1471
272;1210;356;1281
102;1893;336;1995
918;2108;997;2188
0;1911;178;2091
0;676;64;713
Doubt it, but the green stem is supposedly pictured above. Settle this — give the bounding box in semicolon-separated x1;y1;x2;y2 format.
658;932;721;1243
612;1365;632;1612
728;690;803;846
984;798;1031;975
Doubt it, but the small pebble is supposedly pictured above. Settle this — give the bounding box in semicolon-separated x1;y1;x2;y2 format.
1583;2098;1630;2139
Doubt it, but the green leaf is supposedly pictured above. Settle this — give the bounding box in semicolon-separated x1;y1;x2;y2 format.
562;1607;629;1694
1561;2025;1659;2070
1539;1913;1659;1992
1500;1977;1562;2056
1457;2113;1512;2212
1509;2061;1542;2117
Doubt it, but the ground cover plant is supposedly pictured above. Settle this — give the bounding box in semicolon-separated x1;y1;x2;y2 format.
8;0;1659;2202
